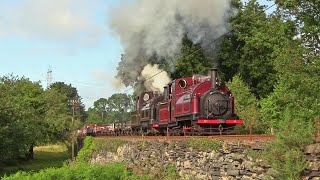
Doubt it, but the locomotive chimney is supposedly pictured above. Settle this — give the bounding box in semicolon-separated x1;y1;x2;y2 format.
210;68;218;89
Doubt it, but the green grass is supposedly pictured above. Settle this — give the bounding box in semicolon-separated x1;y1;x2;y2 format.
1;144;69;177
2;162;150;180
94;138;128;153
186;139;220;151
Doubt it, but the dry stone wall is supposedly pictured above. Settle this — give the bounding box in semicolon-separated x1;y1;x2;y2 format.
91;139;273;179
90;139;320;180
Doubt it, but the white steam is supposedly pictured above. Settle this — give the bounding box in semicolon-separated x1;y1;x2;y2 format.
141;64;171;92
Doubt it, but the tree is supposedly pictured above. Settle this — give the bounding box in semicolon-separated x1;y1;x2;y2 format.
226;74;262;134
260;40;320;131
85;107;105;125
218;0;296;98
0;76;48;160
42;88;72;143
93;98;108;121
275;0;320;54
172;35;212;79
50;82;86;122
0;76;75;161
106;93;133;123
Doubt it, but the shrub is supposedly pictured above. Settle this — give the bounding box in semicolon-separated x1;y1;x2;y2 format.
2;163;145;180
76;136;94;163
263;110;314;179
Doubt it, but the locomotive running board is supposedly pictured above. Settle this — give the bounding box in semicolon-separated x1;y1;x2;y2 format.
197;119;243;125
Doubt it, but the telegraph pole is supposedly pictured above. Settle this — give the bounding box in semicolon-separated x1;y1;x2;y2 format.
68;98;80;161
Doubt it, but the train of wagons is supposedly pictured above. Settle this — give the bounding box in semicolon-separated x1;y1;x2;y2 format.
79;68;243;136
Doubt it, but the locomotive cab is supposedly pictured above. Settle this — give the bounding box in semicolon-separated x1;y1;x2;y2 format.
131;91;161;134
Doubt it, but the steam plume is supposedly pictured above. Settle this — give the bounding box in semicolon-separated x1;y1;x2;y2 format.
109;0;232;91
141;64;171;92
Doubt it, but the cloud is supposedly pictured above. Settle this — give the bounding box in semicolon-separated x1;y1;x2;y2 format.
0;0;103;42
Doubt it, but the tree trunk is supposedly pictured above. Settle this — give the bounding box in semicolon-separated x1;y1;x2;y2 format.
25;145;34;160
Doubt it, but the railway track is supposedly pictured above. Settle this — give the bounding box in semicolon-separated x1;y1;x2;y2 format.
94;134;275;141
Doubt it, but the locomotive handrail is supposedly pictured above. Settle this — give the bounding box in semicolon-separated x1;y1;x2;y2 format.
158;102;168;105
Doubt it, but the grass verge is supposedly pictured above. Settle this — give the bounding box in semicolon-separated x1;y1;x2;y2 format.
0;144;69;177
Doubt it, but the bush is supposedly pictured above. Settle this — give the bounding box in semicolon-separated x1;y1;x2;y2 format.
2;163;144;180
263;110;314;179
76;136;94;163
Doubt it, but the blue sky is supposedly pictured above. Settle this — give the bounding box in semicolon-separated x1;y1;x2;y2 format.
0;0;274;109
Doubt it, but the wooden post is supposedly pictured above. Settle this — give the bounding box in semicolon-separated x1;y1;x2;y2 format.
315;116;319;141
68;99;79;161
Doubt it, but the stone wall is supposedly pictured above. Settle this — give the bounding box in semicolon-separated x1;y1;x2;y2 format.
90;139;320;180
91;139;273;179
304;143;320;179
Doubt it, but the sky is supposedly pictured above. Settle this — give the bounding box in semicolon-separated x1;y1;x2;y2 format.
0;0;274;109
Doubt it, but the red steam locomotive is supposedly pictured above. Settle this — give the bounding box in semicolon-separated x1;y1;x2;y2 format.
131;68;243;135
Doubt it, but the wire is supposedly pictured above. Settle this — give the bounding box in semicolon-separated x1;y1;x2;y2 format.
122;3;276;93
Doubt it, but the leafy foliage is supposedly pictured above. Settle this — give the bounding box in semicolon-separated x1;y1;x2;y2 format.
50;82;87;122
2;163;145;180
226;75;262;133
85;107;105;125
263;110;313;179
87;93;133;125
260;41;320;131
276;0;320;54
0;76;77;163
76;136;94;163
172;35;212;79
219;0;295;98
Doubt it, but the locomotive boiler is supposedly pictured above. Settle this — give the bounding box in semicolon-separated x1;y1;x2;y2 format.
131;68;243;135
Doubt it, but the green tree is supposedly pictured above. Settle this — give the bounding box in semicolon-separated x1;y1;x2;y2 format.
226;75;262;134
0;76;75;161
105;93;133;123
93;98;108;121
218;0;295;98
275;0;320;54
172;35;212;79
85;107;104;125
42;88;72;143
50;82;86;122
260;40;320;131
0;76;46;160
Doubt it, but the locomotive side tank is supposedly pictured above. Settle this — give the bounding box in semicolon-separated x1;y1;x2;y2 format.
152;68;242;135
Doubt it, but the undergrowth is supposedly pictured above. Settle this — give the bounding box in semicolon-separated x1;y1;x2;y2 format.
186;139;220;151
2;163;146;180
262;111;314;179
93;138;128;153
